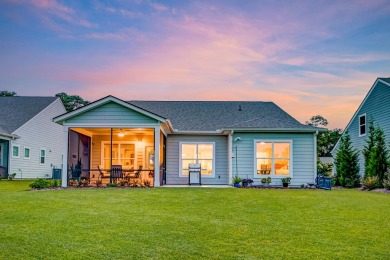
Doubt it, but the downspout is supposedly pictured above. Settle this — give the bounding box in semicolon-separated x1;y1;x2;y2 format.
314;131;318;183
228;130;233;185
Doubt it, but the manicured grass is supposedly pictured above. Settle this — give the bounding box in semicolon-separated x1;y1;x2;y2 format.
0;181;389;259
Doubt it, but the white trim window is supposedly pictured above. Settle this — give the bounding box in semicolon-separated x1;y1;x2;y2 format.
40;149;46;164
101;141;136;170
12;145;20;158
255;140;292;178
180;142;215;178
24;147;30;159
359;114;366;136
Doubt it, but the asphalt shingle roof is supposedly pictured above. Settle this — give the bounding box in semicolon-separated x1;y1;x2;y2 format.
0;96;57;135
129;101;318;132
379;77;390;84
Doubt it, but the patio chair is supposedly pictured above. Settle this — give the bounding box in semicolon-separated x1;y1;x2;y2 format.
97;165;110;182
125;165;142;183
111;165;123;183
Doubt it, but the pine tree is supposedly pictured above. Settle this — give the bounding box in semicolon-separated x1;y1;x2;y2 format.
365;128;389;186
334;132;360;187
362;119;376;178
363;119;390;187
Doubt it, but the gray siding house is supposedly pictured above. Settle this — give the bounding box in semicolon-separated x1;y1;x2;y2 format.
332;78;390;176
54;96;321;187
0;96;66;179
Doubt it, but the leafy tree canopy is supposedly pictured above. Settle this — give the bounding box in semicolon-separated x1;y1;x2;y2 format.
305;115;342;157
305;115;328;127
0;91;17;96
55;92;89;112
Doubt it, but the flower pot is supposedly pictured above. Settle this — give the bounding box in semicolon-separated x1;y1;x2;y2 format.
233;183;240;188
283;183;289;188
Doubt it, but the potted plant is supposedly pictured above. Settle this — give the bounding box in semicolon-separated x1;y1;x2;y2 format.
261;177;272;186
232;176;242;187
281;177;291;188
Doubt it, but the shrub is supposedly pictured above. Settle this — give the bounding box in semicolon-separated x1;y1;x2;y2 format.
362;176;379;190
51;179;61;187
95;180;102;187
29;178;50;189
383;170;390;190
334;132;360;187
8;173;16;181
79;179;89;187
317;161;333;177
363;120;389;185
107;183;117;187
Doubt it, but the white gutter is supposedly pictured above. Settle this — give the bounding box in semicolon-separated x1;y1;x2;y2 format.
228;130;234;185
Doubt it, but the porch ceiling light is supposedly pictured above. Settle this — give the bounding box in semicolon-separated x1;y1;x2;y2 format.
118;129;125;137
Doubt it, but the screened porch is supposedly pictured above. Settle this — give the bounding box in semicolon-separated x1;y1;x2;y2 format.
67;127;164;187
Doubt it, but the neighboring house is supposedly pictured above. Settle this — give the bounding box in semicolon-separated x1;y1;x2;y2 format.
53;96;322;187
332;77;390;176
0;96;66;179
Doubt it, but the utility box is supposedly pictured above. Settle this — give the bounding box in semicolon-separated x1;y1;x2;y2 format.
188;163;201;186
52;168;62;180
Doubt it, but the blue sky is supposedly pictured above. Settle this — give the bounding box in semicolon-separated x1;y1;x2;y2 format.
1;0;389;128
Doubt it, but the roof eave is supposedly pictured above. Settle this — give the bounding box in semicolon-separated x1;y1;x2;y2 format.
223;127;324;133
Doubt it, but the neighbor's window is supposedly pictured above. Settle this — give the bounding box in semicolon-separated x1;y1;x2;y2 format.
12;145;19;158
181;143;214;176
40;149;46;164
359;114;366;136
256;141;291;176
24;147;30;159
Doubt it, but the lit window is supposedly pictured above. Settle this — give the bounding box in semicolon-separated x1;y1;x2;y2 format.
256;141;291;176
40;149;46;164
24;148;30;159
180;143;214;176
359;114;366;136
12;145;19;158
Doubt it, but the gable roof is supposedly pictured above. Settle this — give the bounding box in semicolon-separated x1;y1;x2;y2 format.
53;95;167;124
0;96;57;135
331;77;390;154
129;101;320;132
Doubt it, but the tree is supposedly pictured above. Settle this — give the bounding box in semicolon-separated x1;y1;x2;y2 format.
55;92;89;112
0;91;17;96
305;115;328;127
305;115;342;157
334;132;360;187
363;120;389;186
362;119;376;177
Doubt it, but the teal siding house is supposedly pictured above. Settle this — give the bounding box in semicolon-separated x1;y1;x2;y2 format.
332;78;390;176
54;96;321;187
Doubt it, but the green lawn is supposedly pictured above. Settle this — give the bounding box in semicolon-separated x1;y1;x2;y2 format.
0;181;389;259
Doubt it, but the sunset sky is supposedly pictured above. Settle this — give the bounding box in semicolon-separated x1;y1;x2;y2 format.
1;0;389;129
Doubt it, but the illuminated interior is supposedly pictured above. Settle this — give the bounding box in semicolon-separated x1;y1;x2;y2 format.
181;143;214;175
256;142;290;176
68;128;157;185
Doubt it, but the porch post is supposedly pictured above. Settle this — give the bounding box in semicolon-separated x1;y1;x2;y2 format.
153;126;160;187
61;126;69;187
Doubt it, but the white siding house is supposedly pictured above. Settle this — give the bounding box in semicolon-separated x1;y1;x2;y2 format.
0;97;66;179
